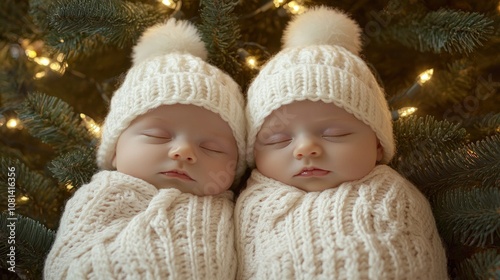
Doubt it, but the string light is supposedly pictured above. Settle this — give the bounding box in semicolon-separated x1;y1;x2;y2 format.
246;56;259;69
6;117;23;130
238;48;261;70
21;39;68;76
273;0;286;7
35;71;46;79
19;196;29;202
391;107;418;120
80;113;102;138
283;1;308;15
403;68;434;99
160;0;176;9
66;183;75;191
389;68;434;106
417;69;434;85
34;57;51;66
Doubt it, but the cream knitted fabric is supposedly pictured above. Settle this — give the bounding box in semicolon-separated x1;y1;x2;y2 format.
246;7;394;166
235;165;448;279
97;19;246;179
44;171;236;279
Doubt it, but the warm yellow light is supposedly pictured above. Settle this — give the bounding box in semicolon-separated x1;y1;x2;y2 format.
417;69;434;85
80;113;102;138
50;62;62;72
66;184;74;191
161;0;176;9
56;53;65;62
273;0;286;7
25;49;37;59
6;118;19;129
285;1;307;14
34;57;51;66
35;71;46;79
19;196;29;202
397;107;418;118
246;56;258;69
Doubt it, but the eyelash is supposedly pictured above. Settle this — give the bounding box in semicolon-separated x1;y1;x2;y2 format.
265;138;292;145
144;134;171;139
322;133;351;139
201;146;224;153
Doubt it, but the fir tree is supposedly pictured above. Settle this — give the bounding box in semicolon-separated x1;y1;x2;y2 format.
1;0;499;279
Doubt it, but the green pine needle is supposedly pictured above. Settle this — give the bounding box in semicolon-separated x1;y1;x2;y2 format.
199;0;242;78
422;59;477;108
0;157;65;229
473;113;500;136
387;9;494;54
49;145;98;189
457;249;500;280
392;115;468;181
0;213;55;280
16;92;95;153
432;186;500;247
420;135;500;193
30;0;167;58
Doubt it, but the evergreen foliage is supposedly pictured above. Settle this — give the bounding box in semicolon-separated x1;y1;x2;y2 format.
1;0;499;278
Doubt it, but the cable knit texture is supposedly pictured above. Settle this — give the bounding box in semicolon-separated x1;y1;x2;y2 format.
96;19;246;179
235;165;448;279
44;171;236;279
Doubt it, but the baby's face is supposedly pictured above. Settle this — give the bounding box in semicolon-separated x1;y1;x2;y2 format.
254;100;383;192
112;104;238;196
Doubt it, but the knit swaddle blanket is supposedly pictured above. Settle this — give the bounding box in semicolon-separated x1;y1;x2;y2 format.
235;165;448;279
44;171;236;279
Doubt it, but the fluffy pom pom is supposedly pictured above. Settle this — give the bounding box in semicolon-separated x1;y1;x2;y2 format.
282;6;362;55
132;18;208;66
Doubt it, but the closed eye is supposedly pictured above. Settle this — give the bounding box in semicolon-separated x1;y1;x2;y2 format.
322;133;352;141
261;133;292;146
323;133;351;138
143;134;171;139
201;146;224;153
265;139;292;146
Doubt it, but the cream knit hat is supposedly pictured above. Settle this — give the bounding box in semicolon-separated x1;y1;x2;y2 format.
246;7;395;166
97;19;246;179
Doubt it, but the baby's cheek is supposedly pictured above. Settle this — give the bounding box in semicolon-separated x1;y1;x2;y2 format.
203;160;237;195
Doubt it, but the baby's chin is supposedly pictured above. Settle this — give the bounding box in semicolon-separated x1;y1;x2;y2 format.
292;183;340;193
289;177;346;192
155;183;228;196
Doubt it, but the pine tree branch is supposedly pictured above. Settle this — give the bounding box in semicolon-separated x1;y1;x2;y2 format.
432;185;500;247
419;135;500;194
385;9;494;54
49;145;97;189
29;0;168;58
0;213;55;280
0;43;34;111
391;115;468;181
462;113;500;140
0;157;65;229
421;59;477;108
199;0;242;79
457;249;500;280
16;92;95;153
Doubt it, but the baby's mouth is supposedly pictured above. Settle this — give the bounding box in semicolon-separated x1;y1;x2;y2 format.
161;169;195;181
294;167;330;177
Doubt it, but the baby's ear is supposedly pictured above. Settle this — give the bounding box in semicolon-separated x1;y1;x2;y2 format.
376;141;384;162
